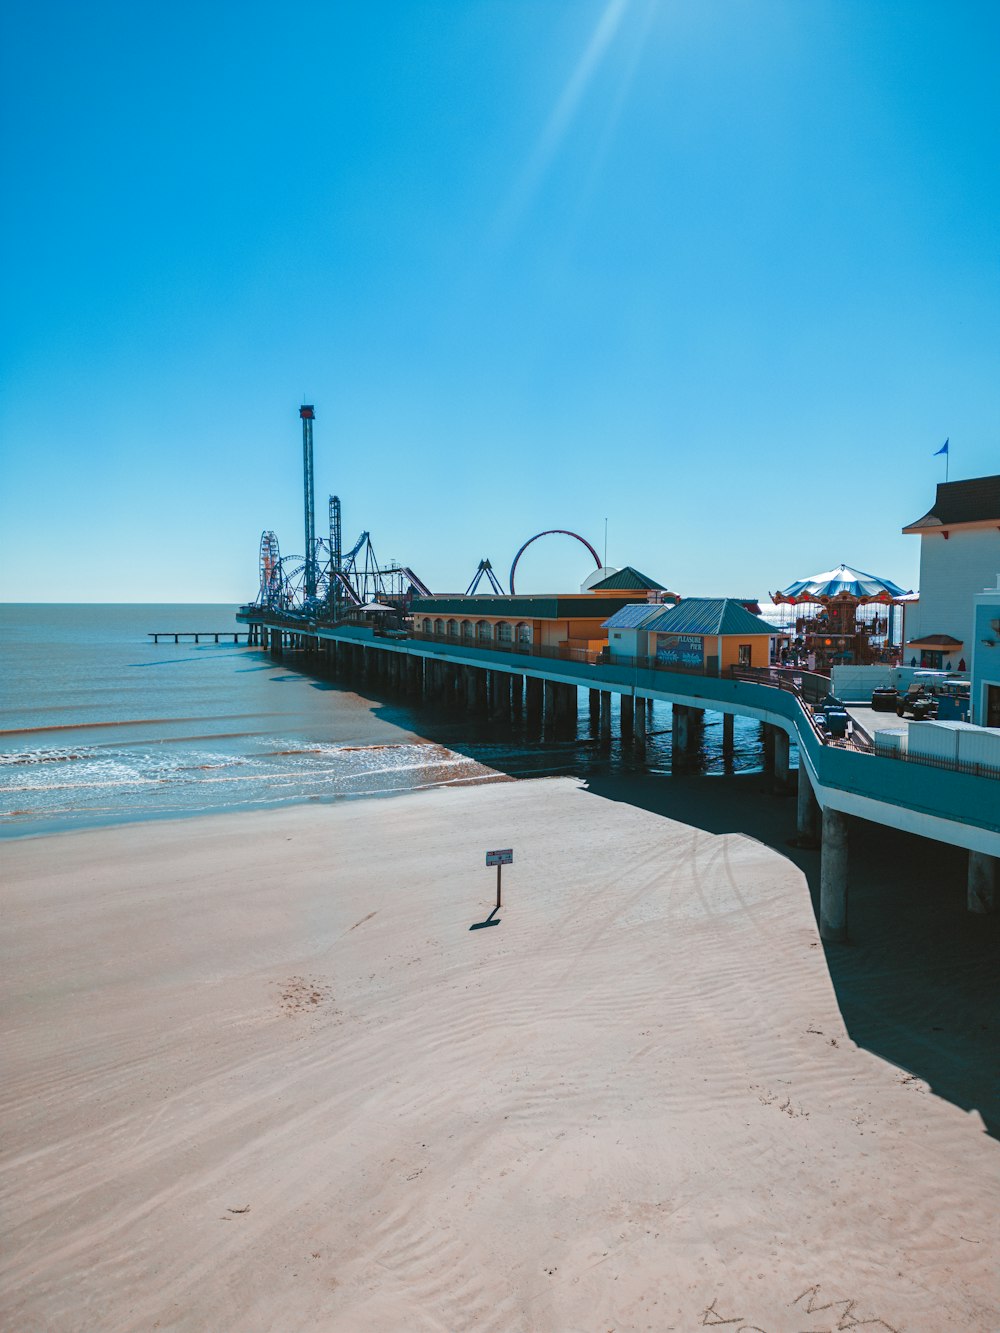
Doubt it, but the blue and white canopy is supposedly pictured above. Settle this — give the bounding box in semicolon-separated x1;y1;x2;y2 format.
772;564;911;605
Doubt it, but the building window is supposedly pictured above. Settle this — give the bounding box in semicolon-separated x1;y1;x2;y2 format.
462;620;475;640
515;622;532;644
476;620;492;642
496;621;512;643
422;618;432;634
447;619;459;638
738;643;752;666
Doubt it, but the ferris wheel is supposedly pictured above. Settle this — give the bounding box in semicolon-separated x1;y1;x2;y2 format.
258;531;285;608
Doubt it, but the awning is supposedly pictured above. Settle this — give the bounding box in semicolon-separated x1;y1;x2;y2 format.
904;634;963;648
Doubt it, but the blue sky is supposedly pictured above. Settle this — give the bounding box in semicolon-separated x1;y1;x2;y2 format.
2;0;997;602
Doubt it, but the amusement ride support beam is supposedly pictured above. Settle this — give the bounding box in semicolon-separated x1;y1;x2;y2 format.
300;405;317;601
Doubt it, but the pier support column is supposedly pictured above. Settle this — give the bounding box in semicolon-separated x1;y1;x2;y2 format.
599;690;612;742
673;704;690;753
555;683;577;735
722;712;734;759
968;852;998;915
409;655;423;699
634;695;647;743
795;761;820;845
761;723;775;774
774;727;791;792
525;675;543;727
475;668;489;714
490;672;511;722
589;688;600;733
463;665;477;711
543;680;557;731
510;674;524;716
819;807;849;942
503;671;515;721
620;693;634;738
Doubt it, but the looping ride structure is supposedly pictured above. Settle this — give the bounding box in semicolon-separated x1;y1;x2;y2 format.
508;529;601;594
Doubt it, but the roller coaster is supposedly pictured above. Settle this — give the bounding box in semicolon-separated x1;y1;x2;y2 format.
253;516;431;619
249;406;600;621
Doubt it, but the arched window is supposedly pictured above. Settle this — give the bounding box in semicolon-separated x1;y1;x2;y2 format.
447;619;459;638
422;618;433;634
476;620;493;643
462;620;475;640
434;618;445;636
496;621;512;644
515;622;532;644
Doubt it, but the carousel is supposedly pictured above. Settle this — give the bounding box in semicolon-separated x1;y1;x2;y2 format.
770;564;912;671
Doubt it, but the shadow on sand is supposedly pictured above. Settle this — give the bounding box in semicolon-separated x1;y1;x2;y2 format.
583;768;1000;1141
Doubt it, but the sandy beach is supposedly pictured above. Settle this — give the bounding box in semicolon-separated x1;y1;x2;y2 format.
2;776;998;1332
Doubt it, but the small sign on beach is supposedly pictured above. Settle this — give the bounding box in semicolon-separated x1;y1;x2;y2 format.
485;848;513;910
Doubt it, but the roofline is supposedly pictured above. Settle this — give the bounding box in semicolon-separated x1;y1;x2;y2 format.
902;516;1000;535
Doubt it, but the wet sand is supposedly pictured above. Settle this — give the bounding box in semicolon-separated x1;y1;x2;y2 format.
2;777;998;1331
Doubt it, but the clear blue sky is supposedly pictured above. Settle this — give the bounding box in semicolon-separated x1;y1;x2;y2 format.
2;0;997;602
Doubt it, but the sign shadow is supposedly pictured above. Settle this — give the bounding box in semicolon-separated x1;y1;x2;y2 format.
469;906;501;931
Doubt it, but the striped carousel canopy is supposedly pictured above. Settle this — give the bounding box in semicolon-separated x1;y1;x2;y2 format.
771;564;912;605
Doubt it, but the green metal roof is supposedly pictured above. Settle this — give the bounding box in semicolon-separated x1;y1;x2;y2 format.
644;598;773;637
410;594;641;620
588;566;666;592
601;603;671;630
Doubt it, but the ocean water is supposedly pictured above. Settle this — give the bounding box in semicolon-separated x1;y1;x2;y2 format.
0;605;783;838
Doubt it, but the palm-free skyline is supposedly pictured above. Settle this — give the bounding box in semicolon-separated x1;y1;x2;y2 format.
2;1;997;602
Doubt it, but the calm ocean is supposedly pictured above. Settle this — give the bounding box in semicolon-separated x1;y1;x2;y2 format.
0;605;780;838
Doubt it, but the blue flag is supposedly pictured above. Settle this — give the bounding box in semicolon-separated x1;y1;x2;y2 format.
933;438;949;456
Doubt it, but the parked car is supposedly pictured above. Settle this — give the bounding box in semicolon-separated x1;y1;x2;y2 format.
871;686;898;711
896;684;937;720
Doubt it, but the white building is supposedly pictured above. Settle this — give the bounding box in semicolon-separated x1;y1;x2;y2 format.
901;474;1000;671
971;577;1000;727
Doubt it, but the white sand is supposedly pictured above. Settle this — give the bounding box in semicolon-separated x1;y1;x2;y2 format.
2;778;997;1331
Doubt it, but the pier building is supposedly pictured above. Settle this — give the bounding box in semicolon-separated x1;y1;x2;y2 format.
603;597;774;674
971;576;1000;727
902;473;1000;669
409;569;675;657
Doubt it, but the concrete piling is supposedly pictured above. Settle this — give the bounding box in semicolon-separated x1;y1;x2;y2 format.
819;807;849;942
967;851;998;915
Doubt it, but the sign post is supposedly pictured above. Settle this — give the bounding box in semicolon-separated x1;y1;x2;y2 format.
485;848;513;910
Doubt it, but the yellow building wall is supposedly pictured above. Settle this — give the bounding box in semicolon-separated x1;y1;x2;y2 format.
719;635;772;670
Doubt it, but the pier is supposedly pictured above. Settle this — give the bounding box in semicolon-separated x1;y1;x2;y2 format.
148;631;249;644
237;611;1000;941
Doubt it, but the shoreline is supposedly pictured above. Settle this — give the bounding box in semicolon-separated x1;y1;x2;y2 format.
3;776;997;1330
